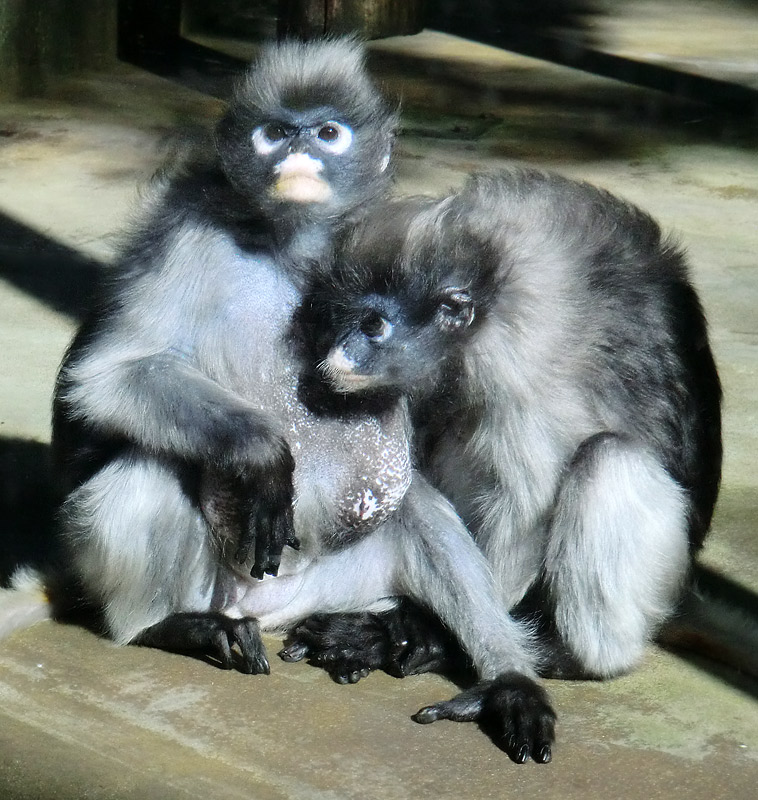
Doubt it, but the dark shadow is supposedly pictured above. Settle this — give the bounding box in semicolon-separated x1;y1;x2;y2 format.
0;436;102;633
0;437;59;585
0;211;105;321
659;562;758;700
117;0;246;100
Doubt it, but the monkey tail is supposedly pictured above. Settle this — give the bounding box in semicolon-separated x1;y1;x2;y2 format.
0;567;52;641
658;574;758;682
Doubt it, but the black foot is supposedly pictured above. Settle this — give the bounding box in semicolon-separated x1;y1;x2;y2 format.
136;612;270;674
537;646;596;681
413;672;556;764
279;600;466;684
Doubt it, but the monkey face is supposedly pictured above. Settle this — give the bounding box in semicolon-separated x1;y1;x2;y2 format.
316;286;475;396
217;105;392;222
214;39;397;223
252;120;354;204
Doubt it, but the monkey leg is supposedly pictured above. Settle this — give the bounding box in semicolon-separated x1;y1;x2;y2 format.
277;471;555;763
545;433;690;678
61;450;224;648
395;473;555;763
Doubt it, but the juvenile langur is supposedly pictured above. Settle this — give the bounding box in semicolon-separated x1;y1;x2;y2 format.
45;41;556;763
285;166;725;684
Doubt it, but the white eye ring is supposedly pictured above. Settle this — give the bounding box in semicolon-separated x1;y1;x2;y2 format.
315;121;353;155
252;125;287;156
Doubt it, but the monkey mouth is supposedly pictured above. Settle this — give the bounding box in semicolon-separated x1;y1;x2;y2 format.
319;352;375;393
326;372;377;393
272;173;333;203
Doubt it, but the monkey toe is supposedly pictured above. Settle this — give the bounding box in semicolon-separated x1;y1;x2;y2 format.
278;641;310;663
328;660;372;684
230;618;270;675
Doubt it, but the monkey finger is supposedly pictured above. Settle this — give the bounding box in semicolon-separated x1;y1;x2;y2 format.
253;507;286;579
275;509;299;554
281;502;298;550
235;504;259;565
247;510;273;579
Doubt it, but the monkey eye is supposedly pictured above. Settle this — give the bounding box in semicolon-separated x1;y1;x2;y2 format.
315;121;353;155
252;124;288;155
264;123;287;141
359;310;393;342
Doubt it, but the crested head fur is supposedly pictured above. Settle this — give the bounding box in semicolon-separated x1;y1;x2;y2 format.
238;37;393;129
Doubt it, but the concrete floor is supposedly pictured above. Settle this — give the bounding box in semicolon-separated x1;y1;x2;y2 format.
1;7;757;799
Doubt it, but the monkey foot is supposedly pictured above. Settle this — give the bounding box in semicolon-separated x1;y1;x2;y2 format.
136;612;270;674
279;612;388;683
279;601;466;683
413;672;556;764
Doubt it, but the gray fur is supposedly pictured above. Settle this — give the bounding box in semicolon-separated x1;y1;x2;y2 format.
51;40;540;711
312;165;722;681
437;169;720;678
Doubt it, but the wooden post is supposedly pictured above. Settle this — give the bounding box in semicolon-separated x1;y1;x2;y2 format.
278;0;424;40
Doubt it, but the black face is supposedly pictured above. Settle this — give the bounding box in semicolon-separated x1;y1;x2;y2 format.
215;71;396;224
316;286;475;396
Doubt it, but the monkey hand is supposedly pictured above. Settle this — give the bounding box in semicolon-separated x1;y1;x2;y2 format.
232;451;299;580
204;431;299;579
412;673;556;764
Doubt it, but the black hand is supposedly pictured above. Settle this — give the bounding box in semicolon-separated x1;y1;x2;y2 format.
234;464;299;579
206;439;297;579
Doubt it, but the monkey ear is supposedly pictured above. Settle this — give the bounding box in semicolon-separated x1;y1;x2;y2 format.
379;116;399;173
437;288;475;332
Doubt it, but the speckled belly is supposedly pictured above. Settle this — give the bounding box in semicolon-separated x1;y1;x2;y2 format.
200;373;412;551
327;411;412;534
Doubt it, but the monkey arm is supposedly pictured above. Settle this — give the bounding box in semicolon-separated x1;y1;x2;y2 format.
57;347;296;578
